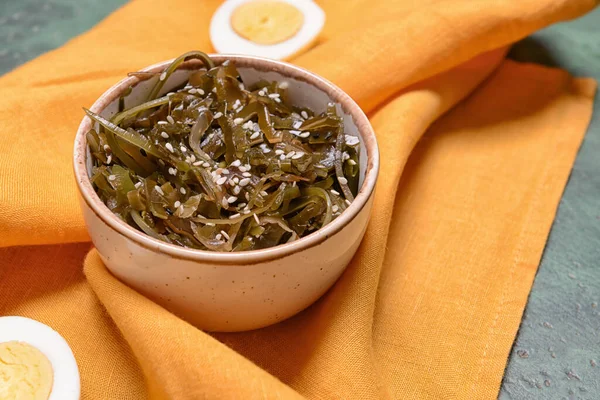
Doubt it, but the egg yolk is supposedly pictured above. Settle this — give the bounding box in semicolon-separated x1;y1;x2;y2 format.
231;0;304;45
0;341;53;400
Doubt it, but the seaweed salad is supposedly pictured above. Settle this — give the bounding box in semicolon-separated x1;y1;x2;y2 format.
84;51;361;252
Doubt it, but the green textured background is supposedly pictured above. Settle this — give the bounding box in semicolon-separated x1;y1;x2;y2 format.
1;1;598;398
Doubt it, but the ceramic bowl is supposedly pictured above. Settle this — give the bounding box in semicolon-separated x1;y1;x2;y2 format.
73;54;379;332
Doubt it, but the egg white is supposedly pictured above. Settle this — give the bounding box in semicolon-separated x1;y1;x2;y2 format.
210;0;325;60
0;316;80;400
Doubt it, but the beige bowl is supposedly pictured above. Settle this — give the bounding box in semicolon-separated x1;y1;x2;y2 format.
73;54;379;332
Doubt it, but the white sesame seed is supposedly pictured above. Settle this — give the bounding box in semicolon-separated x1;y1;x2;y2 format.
301;111;309;119
250;131;260;140
167;115;175;124
233;117;244;125
228;179;236;187
299;132;310;138
193;161;203;166
233;185;241;195
292;121;302;129
239;178;251;187
242;172;252;177
227;196;237;203
242;121;253;130
238;165;248;172
262;147;271;153
332;205;339;213
180;187;186;194
221;197;229;208
260;190;268;196
238;203;247;208
330;189;340;195
221;230;230;240
286;151;296;159
279;154;285;160
345;135;360;146
206;222;215;227
198;88;205;95
188;88;197;94
229;213;241;219
232;99;241;109
213;112;223;119
157;121;168;125
338;177;348;185
133;182;142;189
292;152;304;159
222;169;230;175
212;87;217;93
161;132;169;139
155;185;164;195
239;83;245;90
168;167;177;176
289;130;301;135
244;164;251;170
348;159;357;166
180;146;187;153
253;214;260;224
202;162;210;168
245;192;250;201
158;159;165;166
232;177;239;184
274;98;281;103
103;144;111;151
106;155;112;164
278;81;289;89
174;201;181;208
345;199;352;206
258;90;266;96
231;159;241;167
159;71;167;81
216;176;227;185
275;149;284;155
165;143;174;153
215;233;222;240
268;93;280;99
108;174;116;181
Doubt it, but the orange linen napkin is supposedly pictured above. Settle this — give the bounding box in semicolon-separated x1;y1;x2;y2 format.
0;0;597;399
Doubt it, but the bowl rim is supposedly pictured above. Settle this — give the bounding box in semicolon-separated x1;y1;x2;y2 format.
73;53;379;264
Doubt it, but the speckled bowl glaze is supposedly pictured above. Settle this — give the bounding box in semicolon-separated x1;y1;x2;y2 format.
73;54;379;332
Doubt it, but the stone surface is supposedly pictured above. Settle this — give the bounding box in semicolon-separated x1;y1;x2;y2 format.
501;9;600;400
1;2;598;398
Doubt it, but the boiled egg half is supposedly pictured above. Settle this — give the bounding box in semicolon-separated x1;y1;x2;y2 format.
210;0;325;60
0;316;80;400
